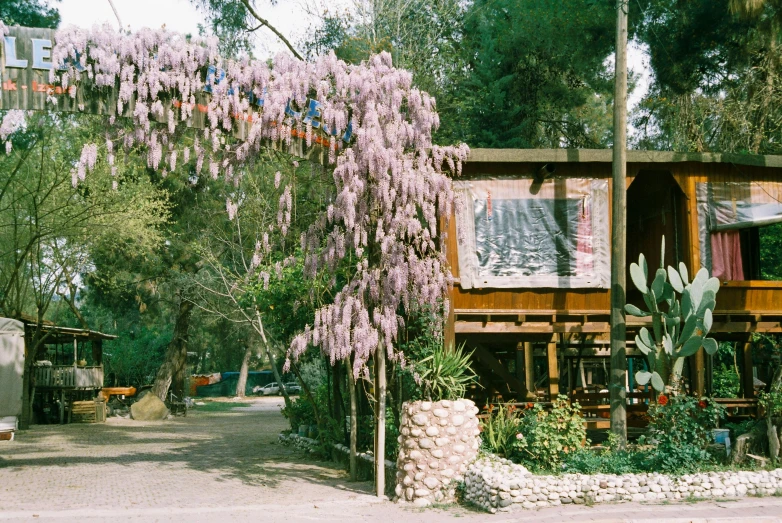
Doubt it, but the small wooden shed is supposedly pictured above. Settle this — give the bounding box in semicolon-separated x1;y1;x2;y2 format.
446;149;782;414
20;318;117;424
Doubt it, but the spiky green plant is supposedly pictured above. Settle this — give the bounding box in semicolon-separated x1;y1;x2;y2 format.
626;237;720;394
417;342;478;401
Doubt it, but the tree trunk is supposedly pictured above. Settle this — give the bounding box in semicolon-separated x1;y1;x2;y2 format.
152;299;194;401
732;432;754;464
235;345;253;398
254;310;292;411
767;417;780;464
347;358;358;481
375;346;387;498
332;360;346;443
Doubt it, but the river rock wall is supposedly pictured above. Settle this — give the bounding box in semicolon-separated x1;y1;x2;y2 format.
465;454;782;513
395;399;481;506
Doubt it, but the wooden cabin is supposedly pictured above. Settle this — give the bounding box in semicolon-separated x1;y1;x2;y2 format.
22;319;116;424
446;149;782;420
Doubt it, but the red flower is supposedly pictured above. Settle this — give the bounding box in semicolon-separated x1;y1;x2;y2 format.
526;402;534;409
698;400;708;408
658;394;669;406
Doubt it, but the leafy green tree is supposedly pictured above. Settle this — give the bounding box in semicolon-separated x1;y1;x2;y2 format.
0;0;60;28
440;0;619;148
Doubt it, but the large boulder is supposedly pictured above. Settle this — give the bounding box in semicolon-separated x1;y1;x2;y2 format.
130;393;169;421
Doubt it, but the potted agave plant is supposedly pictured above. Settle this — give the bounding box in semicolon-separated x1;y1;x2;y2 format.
395;343;482;506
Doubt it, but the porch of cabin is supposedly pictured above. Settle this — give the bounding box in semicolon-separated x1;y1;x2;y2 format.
447;149;782;427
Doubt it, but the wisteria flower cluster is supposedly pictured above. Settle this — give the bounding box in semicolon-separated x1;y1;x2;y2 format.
0;20;468;375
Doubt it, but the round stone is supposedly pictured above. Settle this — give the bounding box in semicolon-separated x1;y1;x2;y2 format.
451;415;465;426
419;438;434;449
433;408;449;418
420;401;432;411
424;476;440;489
425;426;440;437
413;414;428;426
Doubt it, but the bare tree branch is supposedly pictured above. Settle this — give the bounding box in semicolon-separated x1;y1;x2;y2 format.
238;0;304;60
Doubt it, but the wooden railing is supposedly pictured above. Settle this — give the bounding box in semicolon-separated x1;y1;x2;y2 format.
34;365;104;389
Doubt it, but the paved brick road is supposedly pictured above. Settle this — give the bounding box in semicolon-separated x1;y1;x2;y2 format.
1;397;781;522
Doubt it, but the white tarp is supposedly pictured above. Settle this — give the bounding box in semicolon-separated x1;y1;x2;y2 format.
0;317;24;424
454;177;610;289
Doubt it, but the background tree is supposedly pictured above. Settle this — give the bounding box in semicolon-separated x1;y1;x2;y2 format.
0;113;168;427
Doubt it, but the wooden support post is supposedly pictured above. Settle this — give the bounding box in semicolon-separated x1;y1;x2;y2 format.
609;0;629;449
694;349;706;397
59;390;66;425
515;344;525;400
524;341;535;399
547;335;559;400
742;337;755;399
375;346;386;498
444;298;455;351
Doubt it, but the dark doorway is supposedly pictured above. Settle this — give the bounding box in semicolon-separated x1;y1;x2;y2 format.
626;171;689;298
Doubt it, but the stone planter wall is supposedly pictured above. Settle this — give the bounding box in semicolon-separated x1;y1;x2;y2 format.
465;454;782;513
395;399;481;506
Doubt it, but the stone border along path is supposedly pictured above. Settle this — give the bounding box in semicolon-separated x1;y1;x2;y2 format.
464;454;782;513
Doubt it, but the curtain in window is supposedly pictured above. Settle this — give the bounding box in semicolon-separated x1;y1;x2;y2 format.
710;230;744;281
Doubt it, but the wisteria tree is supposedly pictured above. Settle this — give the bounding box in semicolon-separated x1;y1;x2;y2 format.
0;19;467;495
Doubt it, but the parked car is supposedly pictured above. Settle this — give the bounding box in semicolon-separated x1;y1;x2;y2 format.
253;381;302;396
284;382;302;395
254;382;279;396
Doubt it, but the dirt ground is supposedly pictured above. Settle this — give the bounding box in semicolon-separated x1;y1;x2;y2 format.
1;396;781;522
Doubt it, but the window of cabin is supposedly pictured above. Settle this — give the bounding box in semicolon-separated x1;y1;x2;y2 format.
697;182;782;281
453;177;610;289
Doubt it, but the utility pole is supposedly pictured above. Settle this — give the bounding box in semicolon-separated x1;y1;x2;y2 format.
610;0;629;449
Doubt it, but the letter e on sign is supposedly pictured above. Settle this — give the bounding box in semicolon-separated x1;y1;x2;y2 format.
32;39;53;70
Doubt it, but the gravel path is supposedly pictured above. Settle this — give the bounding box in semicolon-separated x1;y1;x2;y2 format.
1;396;781;522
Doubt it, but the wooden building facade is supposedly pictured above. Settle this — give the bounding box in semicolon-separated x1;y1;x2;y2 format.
445;149;782;415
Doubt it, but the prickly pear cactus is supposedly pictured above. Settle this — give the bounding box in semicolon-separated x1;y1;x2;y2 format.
625;237;720;394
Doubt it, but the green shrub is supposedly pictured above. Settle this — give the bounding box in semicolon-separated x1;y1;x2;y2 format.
510;396;587;472
480;404;521;457
281;394;316;432
644;395;725;473
563;447;643;475
713;364;740;398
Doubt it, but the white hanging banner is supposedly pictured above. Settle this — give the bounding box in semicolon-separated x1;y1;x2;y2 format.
454;177;610;289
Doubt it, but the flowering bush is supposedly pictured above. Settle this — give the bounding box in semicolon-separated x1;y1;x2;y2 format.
509;396;587;472
644;395;725;473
